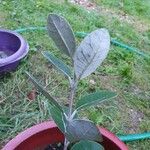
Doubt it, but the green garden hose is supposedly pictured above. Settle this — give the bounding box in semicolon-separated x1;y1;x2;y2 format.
14;27;46;32
14;26;150;142
118;132;150;142
14;27;150;59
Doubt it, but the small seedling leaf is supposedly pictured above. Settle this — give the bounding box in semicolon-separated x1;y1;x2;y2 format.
74;29;110;79
42;51;72;79
63;106;78;119
76;91;117;111
66;119;102;143
71;140;104;150
47;13;76;57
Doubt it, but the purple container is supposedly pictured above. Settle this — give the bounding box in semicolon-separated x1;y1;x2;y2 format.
0;29;29;74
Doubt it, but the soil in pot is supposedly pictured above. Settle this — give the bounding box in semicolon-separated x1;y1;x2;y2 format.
44;143;64;150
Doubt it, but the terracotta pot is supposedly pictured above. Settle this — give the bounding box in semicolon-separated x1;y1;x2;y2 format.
2;121;128;150
0;29;29;74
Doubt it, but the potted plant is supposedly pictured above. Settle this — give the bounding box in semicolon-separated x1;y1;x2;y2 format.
0;29;29;74
2;14;128;150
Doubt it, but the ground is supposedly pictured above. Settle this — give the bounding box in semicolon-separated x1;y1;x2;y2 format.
0;0;150;149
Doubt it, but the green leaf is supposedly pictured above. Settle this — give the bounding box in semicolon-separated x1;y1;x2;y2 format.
26;72;62;111
76;91;117;111
49;105;66;133
71;140;104;150
74;29;110;79
63;106;78;119
62;105;70;116
42;51;72;79
26;72;67;133
66;119;102;143
47;13;76;57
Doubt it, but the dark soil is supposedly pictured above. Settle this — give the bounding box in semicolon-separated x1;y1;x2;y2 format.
44;143;64;150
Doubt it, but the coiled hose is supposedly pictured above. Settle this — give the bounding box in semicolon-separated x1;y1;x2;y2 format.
14;26;150;142
14;27;150;59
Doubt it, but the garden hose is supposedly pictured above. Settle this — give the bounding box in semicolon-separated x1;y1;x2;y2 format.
14;27;46;32
14;27;150;59
14;26;150;142
75;32;149;58
118;132;150;142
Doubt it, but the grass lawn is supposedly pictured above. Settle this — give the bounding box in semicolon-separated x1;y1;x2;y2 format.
0;0;150;149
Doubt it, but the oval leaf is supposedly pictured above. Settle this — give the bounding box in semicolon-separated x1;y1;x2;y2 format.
76;91;117;111
49;105;66;133
47;14;76;57
74;29;110;79
42;51;72;79
66;119;102;143
26;72;62;111
71;140;104;150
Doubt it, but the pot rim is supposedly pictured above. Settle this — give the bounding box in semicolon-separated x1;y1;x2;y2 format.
2;121;128;150
0;29;29;66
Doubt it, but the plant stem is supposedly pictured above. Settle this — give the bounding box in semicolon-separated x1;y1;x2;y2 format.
64;77;77;150
68;79;77;118
64;138;69;150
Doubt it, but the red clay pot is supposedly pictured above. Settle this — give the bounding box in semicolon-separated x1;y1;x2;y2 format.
2;121;128;150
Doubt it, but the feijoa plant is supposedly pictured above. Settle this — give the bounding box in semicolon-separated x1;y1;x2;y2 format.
26;14;117;150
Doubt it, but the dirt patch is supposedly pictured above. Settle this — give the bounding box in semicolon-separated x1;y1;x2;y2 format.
127;108;144;133
70;0;150;32
0;12;6;24
97;74;145;133
97;6;149;32
126;84;150;100
115;96;145;134
98;75;120;92
70;0;96;10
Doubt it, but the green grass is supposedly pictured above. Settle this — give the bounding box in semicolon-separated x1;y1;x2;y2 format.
92;0;150;20
0;0;150;149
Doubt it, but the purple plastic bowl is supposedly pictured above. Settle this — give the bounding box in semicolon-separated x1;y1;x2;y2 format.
0;29;29;74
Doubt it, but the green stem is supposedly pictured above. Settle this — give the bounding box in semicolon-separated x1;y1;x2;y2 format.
68;79;77;118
